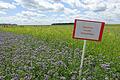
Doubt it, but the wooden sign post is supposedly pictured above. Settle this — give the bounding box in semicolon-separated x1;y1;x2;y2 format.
73;19;105;79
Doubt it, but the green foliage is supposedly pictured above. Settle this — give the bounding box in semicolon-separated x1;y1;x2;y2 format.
0;25;120;79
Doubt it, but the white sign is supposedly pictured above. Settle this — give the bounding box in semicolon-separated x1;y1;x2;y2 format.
73;19;105;41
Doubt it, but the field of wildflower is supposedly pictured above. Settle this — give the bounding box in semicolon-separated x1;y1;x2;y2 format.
0;24;120;80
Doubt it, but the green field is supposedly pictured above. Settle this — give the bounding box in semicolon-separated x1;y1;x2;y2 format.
0;25;120;80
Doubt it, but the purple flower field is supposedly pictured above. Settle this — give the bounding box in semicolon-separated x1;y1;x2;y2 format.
0;31;120;80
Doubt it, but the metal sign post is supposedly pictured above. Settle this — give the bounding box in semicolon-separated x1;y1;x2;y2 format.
79;40;87;79
72;19;105;80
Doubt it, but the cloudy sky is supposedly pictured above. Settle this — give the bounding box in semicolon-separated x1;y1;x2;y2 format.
0;0;120;25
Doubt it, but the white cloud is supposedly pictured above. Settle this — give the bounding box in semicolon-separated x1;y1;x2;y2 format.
61;0;84;8
79;0;107;12
64;8;79;15
0;10;51;25
0;0;120;24
16;11;45;17
14;0;40;10
87;3;107;12
108;0;120;3
0;11;6;14
53;3;64;12
0;15;51;25
58;0;107;12
62;0;75;6
0;1;16;10
14;0;65;12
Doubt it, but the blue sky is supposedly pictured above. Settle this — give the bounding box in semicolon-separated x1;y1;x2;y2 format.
0;0;120;25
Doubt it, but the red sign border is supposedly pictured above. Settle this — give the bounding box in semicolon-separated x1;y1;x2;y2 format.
72;19;105;41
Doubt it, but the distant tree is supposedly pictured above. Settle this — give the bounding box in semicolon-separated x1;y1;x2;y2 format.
52;23;74;25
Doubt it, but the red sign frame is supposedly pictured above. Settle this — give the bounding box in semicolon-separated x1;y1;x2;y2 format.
72;19;105;41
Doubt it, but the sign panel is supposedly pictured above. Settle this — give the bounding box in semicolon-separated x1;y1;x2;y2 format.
73;19;105;41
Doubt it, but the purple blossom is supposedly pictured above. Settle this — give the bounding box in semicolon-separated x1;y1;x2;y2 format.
101;63;110;70
24;74;32;80
0;76;4;80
